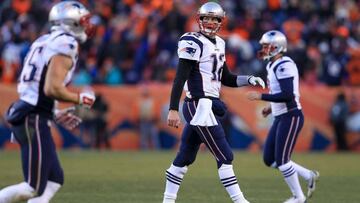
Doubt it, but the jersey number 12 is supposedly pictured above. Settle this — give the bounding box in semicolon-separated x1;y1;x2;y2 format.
211;53;224;81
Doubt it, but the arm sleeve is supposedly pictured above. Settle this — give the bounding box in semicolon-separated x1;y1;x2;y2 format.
221;62;238;87
169;58;197;111
221;63;252;87
261;77;294;102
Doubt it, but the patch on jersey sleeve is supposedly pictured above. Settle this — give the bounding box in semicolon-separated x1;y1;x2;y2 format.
177;39;201;61
48;34;78;59
179;47;197;57
69;43;75;49
275;63;297;79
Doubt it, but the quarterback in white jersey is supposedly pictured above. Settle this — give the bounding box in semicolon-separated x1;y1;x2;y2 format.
163;2;265;203
247;30;319;203
0;2;95;203
178;31;226;99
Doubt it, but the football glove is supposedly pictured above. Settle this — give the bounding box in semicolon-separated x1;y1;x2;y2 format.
54;106;82;130
248;76;265;89
79;91;96;108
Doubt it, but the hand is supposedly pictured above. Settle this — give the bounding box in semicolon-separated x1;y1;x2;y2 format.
79;91;95;108
247;91;262;100
54;107;82;130
167;110;181;128
248;76;265;89
262;106;272;118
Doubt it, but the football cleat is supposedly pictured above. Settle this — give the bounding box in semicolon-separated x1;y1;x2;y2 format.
307;170;320;198
283;196;306;203
234;198;250;203
241;199;250;203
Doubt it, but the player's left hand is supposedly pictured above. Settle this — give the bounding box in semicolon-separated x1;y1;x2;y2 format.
246;91;262;101
248;76;265;89
54;106;82;130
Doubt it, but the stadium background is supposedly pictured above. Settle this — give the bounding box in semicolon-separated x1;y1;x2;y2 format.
0;0;359;152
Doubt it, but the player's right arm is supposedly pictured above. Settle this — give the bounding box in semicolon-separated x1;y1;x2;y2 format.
43;35;95;108
168;59;196;128
44;54;78;103
168;33;201;128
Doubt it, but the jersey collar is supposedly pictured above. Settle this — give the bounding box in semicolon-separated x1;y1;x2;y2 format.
199;31;217;45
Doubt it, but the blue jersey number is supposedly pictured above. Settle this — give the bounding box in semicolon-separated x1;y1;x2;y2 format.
211;54;225;81
23;46;43;82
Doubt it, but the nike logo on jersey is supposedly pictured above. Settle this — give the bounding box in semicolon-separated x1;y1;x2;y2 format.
186;41;193;45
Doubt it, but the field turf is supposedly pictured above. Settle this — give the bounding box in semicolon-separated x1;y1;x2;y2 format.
0;151;359;203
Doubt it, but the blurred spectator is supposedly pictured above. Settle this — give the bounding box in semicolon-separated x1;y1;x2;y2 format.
76;93;110;149
330;92;349;151
103;57;123;85
72;67;92;86
346;48;360;86
91;93;111;149
138;88;159;150
347;92;360;132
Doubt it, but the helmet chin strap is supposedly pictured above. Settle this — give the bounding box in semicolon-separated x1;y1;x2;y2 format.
199;26;217;38
199;20;219;38
270;53;283;62
201;30;216;38
78;32;87;43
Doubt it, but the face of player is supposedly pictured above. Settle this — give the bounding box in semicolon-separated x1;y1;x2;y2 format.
257;43;276;60
199;16;222;38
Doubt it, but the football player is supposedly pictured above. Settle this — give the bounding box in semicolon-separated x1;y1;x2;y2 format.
163;2;265;203
0;1;96;203
247;30;320;203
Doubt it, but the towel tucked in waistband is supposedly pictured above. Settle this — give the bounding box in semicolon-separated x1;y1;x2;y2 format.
190;98;218;127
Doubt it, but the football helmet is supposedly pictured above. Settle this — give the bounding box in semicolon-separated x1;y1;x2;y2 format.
197;2;225;37
258;30;287;60
49;1;94;43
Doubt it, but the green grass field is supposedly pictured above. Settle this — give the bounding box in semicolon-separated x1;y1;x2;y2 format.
0;151;359;203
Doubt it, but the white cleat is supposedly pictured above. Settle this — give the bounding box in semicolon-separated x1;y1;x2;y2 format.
283;196;306;203
162;197;175;203
307;170;320;198
0;182;35;203
234;198;250;203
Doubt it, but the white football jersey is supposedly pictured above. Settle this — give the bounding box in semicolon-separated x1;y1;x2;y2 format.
177;32;226;98
266;56;301;116
17;30;79;114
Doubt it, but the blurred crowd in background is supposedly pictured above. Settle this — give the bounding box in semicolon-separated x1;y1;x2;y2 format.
0;0;360;86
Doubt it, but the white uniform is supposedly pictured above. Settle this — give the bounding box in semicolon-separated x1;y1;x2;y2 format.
177;32;226;99
17;30;78;114
266;56;301;116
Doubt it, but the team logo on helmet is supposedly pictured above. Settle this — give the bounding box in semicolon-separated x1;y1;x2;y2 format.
258;30;287;60
49;1;95;43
